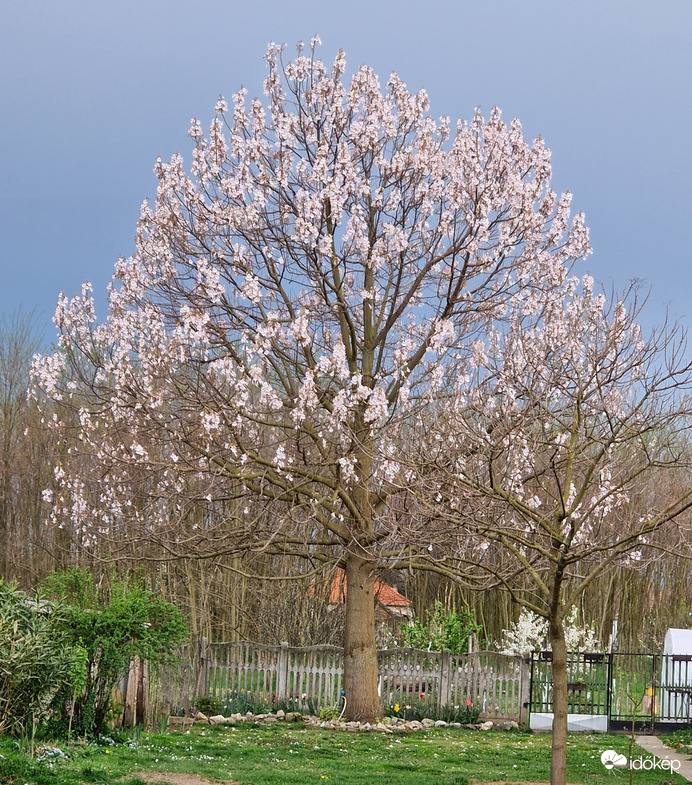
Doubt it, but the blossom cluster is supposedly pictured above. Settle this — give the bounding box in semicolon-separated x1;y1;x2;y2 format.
498;608;601;656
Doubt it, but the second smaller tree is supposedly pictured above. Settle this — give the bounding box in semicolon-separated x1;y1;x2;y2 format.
412;278;692;785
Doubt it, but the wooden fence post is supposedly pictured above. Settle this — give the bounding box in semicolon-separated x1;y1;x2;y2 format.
136;658;146;727
194;637;209;699
277;642;289;701
439;649;451;711
123;656;139;728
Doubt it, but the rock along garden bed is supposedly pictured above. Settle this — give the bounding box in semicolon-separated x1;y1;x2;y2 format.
185;708;520;734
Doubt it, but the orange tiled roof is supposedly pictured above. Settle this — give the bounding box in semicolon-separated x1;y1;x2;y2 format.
327;567;412;607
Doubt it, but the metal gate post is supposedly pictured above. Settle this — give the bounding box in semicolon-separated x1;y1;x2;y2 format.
606;652;613;732
527;651;535;726
651;654;658;734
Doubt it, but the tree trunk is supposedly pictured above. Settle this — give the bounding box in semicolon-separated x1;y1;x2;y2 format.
343;553;381;722
549;614;568;785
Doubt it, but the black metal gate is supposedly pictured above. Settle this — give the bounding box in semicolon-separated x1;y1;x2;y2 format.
530;652;610;718
529;651;692;733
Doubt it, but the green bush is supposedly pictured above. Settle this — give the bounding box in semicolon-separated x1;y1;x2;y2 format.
194;695;223;716
400;602;484;654
319;704;342;721
0;581;75;736
41;567;188;738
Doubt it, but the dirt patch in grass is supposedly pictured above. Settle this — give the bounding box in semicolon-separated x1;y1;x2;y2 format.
129;772;240;785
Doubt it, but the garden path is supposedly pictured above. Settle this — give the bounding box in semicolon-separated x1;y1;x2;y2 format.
635;736;692;781
131;772;240;785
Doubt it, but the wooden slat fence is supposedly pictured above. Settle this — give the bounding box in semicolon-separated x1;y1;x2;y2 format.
450;652;527;721
161;640;528;723
287;644;343;707
207;641;282;701
377;649;528;721
377;647;443;707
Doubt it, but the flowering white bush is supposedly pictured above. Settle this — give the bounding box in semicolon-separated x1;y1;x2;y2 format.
498;609;548;656
498;607;600;656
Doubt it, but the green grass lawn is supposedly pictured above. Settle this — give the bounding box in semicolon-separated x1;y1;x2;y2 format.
664;727;692;755
0;724;687;785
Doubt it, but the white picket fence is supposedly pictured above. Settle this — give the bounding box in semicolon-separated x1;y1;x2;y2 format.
162;640;529;723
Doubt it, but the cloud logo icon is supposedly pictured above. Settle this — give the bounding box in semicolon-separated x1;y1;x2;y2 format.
601;750;628;769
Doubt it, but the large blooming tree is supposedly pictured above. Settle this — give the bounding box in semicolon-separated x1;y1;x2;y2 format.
32;40;591;722
409;277;692;783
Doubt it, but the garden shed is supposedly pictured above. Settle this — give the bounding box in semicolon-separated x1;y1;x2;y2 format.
661;628;692;723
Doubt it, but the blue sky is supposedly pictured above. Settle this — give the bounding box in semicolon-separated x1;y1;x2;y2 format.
2;0;690;342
